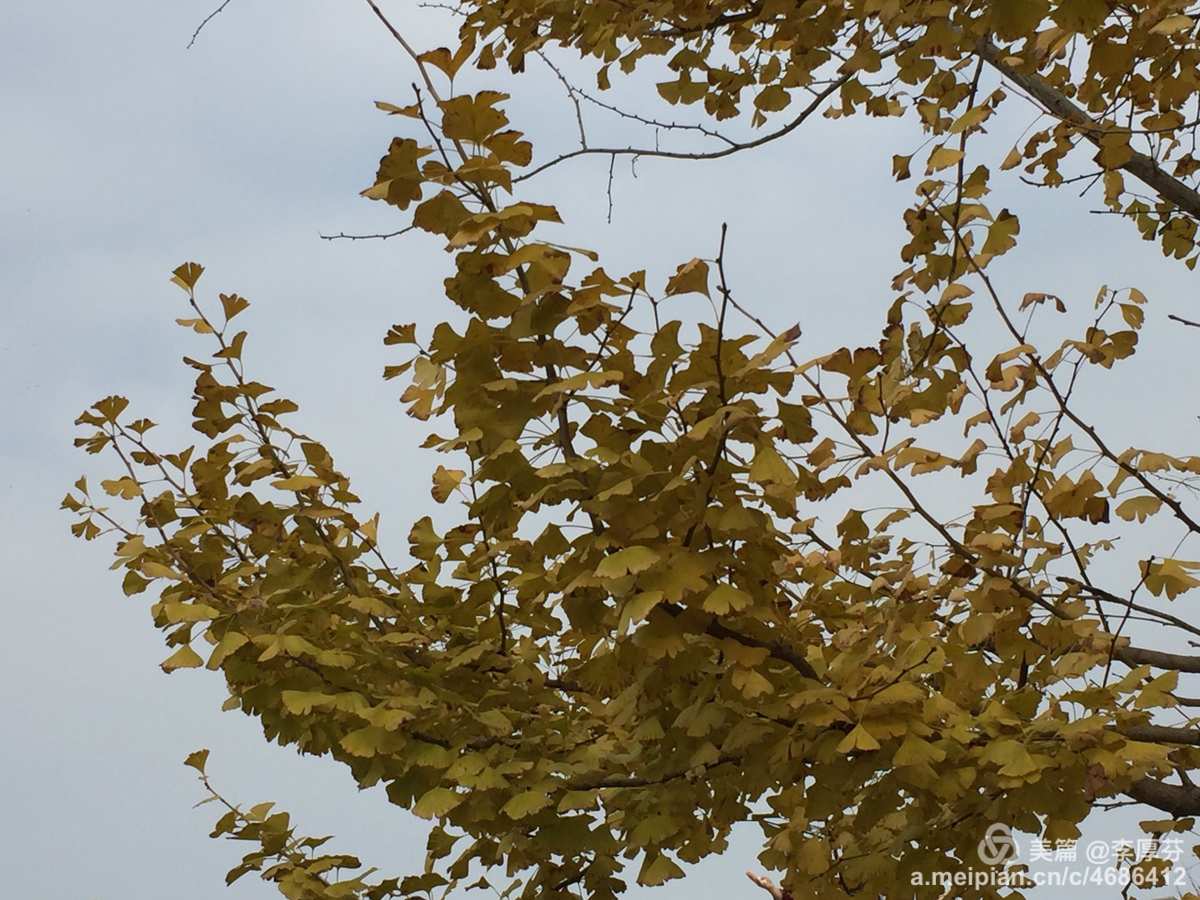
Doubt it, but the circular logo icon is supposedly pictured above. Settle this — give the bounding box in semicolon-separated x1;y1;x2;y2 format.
978;823;1018;865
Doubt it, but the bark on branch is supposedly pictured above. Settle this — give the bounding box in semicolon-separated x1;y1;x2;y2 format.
1119;724;1200;746
1126;776;1200;817
1112;645;1200;674
979;42;1200;221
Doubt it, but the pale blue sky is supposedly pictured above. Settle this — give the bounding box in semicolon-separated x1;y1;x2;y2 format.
4;1;1200;897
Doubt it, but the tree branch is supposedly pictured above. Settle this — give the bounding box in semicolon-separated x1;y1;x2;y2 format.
319;226;415;241
1169;313;1200;329
979;41;1200;221
1112;644;1200;673
187;0;236;49
1125;776;1200;816
1119;724;1200;746
512;45;905;186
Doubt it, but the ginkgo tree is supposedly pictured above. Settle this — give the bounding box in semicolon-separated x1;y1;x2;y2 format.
65;0;1200;896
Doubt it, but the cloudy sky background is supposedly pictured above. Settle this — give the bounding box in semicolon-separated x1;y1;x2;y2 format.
4;0;1200;896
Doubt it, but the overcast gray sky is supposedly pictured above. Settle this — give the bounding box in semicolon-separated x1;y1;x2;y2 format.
4;1;1200;897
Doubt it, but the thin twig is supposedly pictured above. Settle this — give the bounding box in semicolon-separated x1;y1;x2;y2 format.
538;52;588;149
948;56;985;282
319;226;416;242
363;0;441;99
537;51;736;147
512;44;907;185
606;153;616;223
1169;313;1200;329
187;0;236;49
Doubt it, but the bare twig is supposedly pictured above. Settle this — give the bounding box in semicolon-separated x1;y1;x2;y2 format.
538;52;588;149
1169;313;1200;329
949;56;985;282
187;0;236;49
1058;576;1200;640
512;44;907;185
538;52;737;147
319;226;416;241
363;0;441;99
606;153;616;223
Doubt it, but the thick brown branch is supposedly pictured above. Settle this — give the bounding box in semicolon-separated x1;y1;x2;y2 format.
1125;776;1200;816
980;42;1200;221
1112;644;1200;673
1118;724;1200;746
660;602;820;680
567;754;738;789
